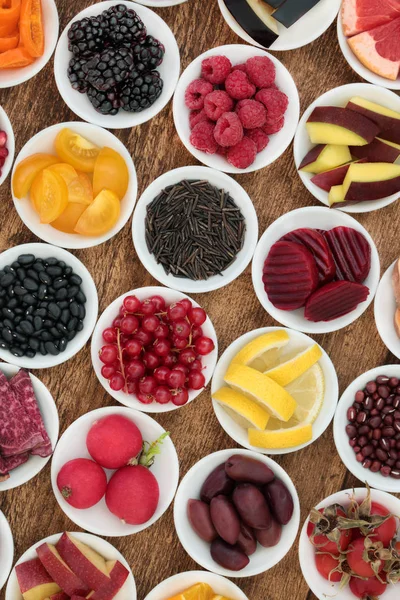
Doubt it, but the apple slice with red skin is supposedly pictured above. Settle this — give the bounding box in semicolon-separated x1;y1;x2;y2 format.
36;543;90;597
15;558;62;600
346;97;400;145
56;533;110;592
89;561;129;600
350;138;400;162
306;107;380;146
299;144;352;173
311;159;367;191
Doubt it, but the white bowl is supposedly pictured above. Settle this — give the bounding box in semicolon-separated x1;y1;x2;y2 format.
0;243;98;369
251;206;380;334
5;531;136;600
337;15;400;91
375;260;400;359
299;487;400;600
132;166;258;293
54;1;180;129
51;407;179;537
0;0;59;89
173;44;300;174
134;0;187;6
334;365;400;493
211;327;339;455
11;121;137;249
0;364;59;492
91;286;218;412
0;106;15;187
173;448;300;578
0;510;13;591
218;0;341;52
144;571;248;600
293;83;400;213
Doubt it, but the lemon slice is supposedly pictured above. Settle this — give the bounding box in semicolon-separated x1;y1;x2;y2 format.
213;387;270;430
249;424;313;449
230;330;289;371
224;364;296;422
265;344;322;387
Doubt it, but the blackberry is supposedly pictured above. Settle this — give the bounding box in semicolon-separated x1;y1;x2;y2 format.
83;48;134;91
87;85;121;116
68;56;89;93
103;4;146;48
120;70;163;113
67;16;108;57
132;35;165;70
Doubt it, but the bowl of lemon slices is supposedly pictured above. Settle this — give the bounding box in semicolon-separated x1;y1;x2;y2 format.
211;327;338;455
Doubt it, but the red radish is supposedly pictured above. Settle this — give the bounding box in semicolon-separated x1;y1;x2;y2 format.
57;458;107;509
86;414;143;469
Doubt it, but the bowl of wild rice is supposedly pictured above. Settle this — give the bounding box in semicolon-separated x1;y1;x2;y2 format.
131;166;258;293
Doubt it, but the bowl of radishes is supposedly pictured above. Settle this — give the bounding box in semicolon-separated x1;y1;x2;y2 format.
50;407;179;537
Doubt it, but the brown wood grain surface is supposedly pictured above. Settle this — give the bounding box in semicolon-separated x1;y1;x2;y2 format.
0;1;399;599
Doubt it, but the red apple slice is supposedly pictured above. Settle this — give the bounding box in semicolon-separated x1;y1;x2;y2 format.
56;533;110;592
15;558;62;600
36;543;89;597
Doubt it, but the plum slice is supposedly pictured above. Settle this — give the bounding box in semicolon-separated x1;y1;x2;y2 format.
304;280;369;322
324;226;371;283
280;228;336;285
262;241;318;310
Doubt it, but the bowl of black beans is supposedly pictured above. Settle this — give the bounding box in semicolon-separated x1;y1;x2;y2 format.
334;365;400;493
0;243;98;369
132;166;258;293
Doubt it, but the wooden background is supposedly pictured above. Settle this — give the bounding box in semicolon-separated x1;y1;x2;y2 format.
0;1;399;599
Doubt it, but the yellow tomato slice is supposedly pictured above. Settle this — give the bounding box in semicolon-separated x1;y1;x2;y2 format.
30;168;69;224
74;189;120;236
68;172;93;205
93;147;129;200
49;163;78;185
55;128;100;173
12;153;59;199
51;203;87;234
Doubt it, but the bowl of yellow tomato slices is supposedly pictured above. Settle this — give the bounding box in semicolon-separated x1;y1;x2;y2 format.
11;122;137;249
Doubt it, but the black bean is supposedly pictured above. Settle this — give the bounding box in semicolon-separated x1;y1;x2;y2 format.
0;341;9;350
77;321;83;332
39;342;46;355
34;308;47;318
67;330;76;341
70;301;79;317
14;308;23;315
14;316;22;325
16;268;26;281
67;285;79;299
45;341;59;355
26;269;39;281
45;257;58;266
2;307;14;319
3;318;13;329
57;261;66;270
39;301;48;309
46;266;62;277
10;346;24;357
67;317;78;332
33;261;45;272
20;320;34;335
50;327;62;339
23;278;38;292
4;266;15;274
78;304;85;319
58;301;69;309
53;277;67;290
14;285;27;296
39;271;51;284
28;337;39;351
64;267;72;276
48;303;61;319
48;286;55;295
43;319;53;329
55;288;68;300
1;328;12;343
25;349;36;358
69;274;82;286
0;273;15;287
6;285;14;297
59;338;67;352
13;332;26;343
40;331;51;341
37;284;47;300
61;309;70;325
25;306;34;316
18;254;35;266
57;323;68;335
23;294;37;305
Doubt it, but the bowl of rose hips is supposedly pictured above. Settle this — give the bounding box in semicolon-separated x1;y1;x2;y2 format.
0;105;14;187
299;486;400;600
91;286;218;412
334;365;400;493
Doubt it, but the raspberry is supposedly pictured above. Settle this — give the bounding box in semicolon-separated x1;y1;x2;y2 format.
262;116;285;135
185;78;214;110
216;145;227;156
235;99;266;129
190;121;218;154
232;63;247;72
255;88;288;121
226;137;257;169
214;112;243;147
224;70;256;100
201;55;232;84
245;56;276;88
245;128;269;152
204;90;234;121
189;108;209;129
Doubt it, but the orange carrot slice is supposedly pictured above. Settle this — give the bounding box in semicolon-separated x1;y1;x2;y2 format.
0;46;34;68
19;0;44;58
0;32;19;52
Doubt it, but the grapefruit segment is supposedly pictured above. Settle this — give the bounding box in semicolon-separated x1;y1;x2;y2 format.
342;0;400;37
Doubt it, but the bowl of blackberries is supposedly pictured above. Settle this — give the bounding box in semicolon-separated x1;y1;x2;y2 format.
54;1;180;129
0;243;98;369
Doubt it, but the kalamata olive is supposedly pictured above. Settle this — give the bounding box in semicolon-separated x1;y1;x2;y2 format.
225;455;275;485
255;519;282;548
210;538;249;571
236;523;257;556
232;484;271;529
264;479;294;525
187;499;217;542
200;463;235;504
210;495;240;545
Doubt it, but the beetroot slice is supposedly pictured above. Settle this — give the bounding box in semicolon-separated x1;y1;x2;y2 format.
280;228;336;285
305;281;369;322
324;227;371;284
263;241;318;310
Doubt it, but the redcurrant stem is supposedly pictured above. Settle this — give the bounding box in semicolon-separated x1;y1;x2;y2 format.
116;328;128;393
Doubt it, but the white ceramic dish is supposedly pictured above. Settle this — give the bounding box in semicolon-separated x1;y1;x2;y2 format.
91;286;218;412
0;0;59;89
0;243;98;368
51;407;179;537
299;487;400;600
54;1;180;129
0;511;14;591
293;83;400;213
334;365;400;493
132;166;258;293
174;448;300;578
5;531;136;600
144;571;248;600
211;326;339;455
375;260;400;359
11;122;137;249
337;14;400;91
252;206;380;334
134;0;187;6
173;44;299;174
218;0;341;52
0;364;59;492
0;106;15;187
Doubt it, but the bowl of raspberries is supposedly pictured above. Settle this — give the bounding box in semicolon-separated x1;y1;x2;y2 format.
173;45;300;173
0;105;14;187
54;1;180;129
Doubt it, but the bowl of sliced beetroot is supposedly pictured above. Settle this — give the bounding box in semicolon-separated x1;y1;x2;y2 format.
252;206;380;334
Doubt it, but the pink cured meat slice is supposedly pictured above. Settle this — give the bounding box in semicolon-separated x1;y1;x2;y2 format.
10;370;52;458
0;452;29;479
342;0;400;37
0;454;10;480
